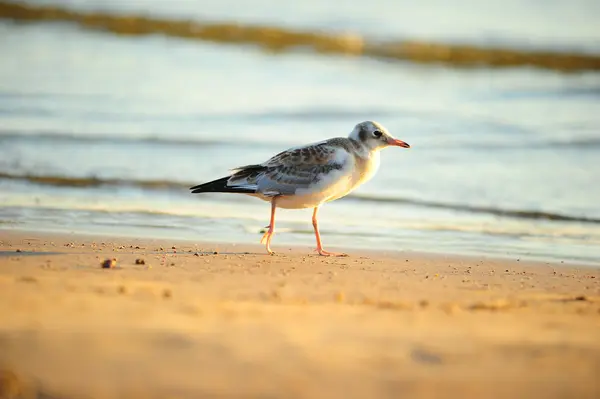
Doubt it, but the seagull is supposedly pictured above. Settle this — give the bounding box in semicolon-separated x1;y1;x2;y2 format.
190;121;410;256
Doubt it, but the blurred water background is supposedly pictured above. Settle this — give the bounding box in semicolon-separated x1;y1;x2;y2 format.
0;0;599;264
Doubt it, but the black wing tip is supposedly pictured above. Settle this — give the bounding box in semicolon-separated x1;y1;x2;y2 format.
189;183;208;193
189;176;229;194
189;176;257;195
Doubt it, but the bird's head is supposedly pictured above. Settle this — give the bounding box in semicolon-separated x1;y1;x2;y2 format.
348;121;410;152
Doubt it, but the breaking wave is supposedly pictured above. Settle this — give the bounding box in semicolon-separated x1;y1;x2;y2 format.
347;194;600;224
2;171;598;225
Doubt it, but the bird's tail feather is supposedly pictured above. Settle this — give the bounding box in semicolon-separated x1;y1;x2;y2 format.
190;176;256;194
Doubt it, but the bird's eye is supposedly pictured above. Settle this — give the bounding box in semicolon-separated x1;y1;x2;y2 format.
372;130;383;138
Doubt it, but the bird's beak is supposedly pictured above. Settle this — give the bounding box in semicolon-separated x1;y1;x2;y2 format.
387;137;410;148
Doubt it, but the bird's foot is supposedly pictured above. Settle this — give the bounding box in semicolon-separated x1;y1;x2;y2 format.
261;226;275;254
315;248;348;257
260;228;272;245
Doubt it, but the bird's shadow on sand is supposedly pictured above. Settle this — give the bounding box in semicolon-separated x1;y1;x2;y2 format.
189;251;288;257
184;250;338;257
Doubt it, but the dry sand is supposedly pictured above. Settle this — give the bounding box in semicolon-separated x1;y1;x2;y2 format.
0;230;599;399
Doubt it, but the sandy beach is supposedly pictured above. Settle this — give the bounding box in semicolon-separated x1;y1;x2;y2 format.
2;0;599;397
0;230;598;398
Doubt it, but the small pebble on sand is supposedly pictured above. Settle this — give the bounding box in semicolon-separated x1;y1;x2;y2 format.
101;259;117;269
135;259;145;265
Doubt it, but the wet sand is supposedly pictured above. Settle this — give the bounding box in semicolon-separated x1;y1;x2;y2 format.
0;230;599;399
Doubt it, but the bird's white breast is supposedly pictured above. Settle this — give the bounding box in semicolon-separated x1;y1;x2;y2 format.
325;150;380;203
354;150;380;186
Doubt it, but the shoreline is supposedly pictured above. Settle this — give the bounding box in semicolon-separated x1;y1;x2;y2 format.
3;224;599;268
1;229;599;398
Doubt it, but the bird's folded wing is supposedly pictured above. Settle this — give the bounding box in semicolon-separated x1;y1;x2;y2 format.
229;142;353;196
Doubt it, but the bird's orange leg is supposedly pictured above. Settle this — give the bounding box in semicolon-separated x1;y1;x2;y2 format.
312;206;347;257
260;198;277;255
